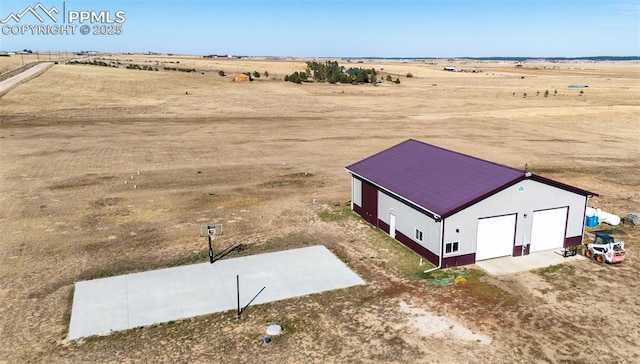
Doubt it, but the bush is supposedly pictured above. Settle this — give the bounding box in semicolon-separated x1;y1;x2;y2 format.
288;72;302;84
252;71;260;78
218;70;225;76
406;72;413;78
386;75;392;82
264;70;269;77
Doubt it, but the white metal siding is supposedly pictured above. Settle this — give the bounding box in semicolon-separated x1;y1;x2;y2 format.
530;207;567;252
352;177;362;207
445;179;587;258
475;214;516;261
378;192;441;255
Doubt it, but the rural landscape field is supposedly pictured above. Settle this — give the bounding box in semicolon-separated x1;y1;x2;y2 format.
0;54;639;363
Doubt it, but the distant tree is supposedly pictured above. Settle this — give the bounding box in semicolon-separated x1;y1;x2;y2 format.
252;71;260;78
264;70;269;77
536;91;540;96
394;78;400;84
354;71;367;83
579;90;584;96
218;70;225;76
544;89;549;97
554;89;558;96
523;92;527;98
386;75;392;82
406;72;413;78
285;61;376;85
284;75;289;82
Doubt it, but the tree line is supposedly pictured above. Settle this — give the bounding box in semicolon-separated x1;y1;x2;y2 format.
285;61;379;84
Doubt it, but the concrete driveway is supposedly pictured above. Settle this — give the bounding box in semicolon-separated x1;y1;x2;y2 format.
68;245;365;340
475;249;585;275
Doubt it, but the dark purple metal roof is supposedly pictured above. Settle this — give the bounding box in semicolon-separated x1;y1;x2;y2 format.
346;139;596;218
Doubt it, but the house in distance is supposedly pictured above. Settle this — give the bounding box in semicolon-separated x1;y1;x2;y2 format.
345;139;596;268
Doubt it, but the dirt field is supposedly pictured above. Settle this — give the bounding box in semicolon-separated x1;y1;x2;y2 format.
0;55;639;363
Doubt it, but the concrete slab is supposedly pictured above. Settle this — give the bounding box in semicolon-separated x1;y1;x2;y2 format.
68;245;365;340
475;249;585;275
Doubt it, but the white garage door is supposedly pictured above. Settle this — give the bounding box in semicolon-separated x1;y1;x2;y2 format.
476;214;516;261
530;207;567;253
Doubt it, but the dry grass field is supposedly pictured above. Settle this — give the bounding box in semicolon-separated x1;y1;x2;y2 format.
0;55;639;363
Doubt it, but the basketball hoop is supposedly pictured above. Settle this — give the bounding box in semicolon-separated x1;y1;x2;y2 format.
199;223;224;264
200;223;223;237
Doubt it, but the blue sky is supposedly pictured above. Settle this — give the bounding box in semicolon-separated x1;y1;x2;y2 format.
1;0;638;57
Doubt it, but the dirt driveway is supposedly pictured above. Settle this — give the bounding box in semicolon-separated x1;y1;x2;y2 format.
0;61;54;96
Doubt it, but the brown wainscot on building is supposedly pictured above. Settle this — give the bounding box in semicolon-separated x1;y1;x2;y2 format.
345;139;597;268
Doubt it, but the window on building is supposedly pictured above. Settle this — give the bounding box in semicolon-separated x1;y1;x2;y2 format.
445;241;459;254
414;228;423;241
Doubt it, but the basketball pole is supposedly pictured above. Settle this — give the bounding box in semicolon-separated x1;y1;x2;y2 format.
236;275;241;319
207;225;216;264
235;274;266;321
208;233;214;263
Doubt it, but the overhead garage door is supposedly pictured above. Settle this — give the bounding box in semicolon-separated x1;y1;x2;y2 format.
476;214;516;261
530;207;567;253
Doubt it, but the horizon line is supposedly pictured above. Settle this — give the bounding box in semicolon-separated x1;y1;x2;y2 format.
2;50;639;61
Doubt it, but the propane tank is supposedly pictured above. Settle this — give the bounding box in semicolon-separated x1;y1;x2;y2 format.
586;207;621;226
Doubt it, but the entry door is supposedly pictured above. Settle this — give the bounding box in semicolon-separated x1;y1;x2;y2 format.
389;213;396;238
530;207;568;252
361;181;378;226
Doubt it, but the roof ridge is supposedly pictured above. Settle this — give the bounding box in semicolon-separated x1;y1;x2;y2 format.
407;138;524;174
345;139;415;170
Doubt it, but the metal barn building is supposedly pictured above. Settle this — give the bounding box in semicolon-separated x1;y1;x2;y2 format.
345;139;596;267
